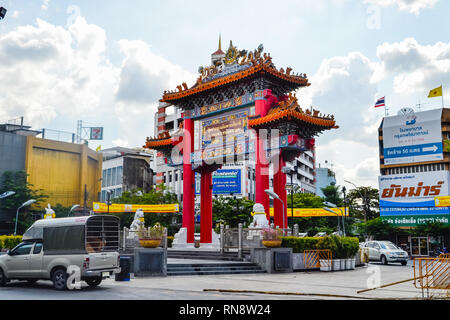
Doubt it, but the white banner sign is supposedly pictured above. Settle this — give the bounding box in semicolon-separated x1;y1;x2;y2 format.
382;109;443;165
379;171;450;207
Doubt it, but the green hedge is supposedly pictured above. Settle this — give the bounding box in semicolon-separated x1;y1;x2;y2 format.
281;237;321;253
282;235;360;259
0;236;23;250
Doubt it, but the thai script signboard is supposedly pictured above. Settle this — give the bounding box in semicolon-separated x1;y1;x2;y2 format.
381;214;450;227
269;207;348;217
382;108;443;165
93;203;179;213
195;169;242;195
378;171;450;207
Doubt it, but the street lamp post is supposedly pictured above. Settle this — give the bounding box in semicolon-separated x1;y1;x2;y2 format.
323;201;346;236
265;189;286;235
282;167;295;229
0;191;15;199
68;204;80;217
14;199;36;236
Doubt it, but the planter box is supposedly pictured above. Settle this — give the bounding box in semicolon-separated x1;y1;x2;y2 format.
332;259;341;271
133;248;167;277
345;259;352;270
292;253;306;270
251;248;293;274
320;259;332;272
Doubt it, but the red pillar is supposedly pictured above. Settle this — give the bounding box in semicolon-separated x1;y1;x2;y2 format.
200;169;213;244
182;117;195;243
273;154;287;229
254;93;270;220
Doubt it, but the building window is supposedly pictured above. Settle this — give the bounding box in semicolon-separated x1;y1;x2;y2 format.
102;170;106;187
107;168;112;187
112;167;117;186
117;166;123;184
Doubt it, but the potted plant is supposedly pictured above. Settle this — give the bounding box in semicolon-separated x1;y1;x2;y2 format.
347;238;360;269
316;236;337;272
138;223;165;248
261;228;283;248
341;238;352;270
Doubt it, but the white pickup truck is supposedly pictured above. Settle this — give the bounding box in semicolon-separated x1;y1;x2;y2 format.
0;215;121;290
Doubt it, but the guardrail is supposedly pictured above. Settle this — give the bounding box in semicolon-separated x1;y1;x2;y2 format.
413;255;450;298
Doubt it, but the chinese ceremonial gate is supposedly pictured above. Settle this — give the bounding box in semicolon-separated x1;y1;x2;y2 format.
144;40;338;248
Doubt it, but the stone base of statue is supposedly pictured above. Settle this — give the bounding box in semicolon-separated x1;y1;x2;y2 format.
172;227;220;250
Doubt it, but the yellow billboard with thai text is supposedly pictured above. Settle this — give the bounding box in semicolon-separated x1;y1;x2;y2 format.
269;207;348;217
93;203;179;213
435;196;450;207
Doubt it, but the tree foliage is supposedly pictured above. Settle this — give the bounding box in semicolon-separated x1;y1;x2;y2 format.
0;171;48;235
321;185;344;207
110;185;180;235
347;186;379;221
212;196;255;228
356;217;399;241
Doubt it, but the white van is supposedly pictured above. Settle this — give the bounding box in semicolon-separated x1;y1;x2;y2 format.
0;215;121;290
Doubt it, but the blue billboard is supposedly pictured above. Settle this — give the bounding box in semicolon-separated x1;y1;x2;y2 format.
195;169;242;195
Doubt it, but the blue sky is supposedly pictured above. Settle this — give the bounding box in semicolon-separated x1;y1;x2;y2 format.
0;0;449;188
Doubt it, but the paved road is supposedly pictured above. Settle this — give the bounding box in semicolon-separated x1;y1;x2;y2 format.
0;260;437;300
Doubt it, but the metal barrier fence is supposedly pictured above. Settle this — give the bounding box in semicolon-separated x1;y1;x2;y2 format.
303;250;332;269
413;256;450;298
220;224;293;258
119;227;168;251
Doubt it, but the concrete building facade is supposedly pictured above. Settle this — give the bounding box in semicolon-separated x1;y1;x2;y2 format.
100;147;155;202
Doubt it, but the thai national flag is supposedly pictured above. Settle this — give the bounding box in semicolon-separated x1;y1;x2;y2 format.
374;97;385;108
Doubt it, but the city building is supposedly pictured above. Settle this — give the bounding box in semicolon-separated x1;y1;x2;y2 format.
378;107;450;256
315;165;337;197
0;119;102;233
100;147;155;202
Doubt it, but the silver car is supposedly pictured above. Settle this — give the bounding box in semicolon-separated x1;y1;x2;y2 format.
0;215;121;290
363;241;409;265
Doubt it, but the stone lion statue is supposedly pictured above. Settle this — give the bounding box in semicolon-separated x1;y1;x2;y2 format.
249;203;269;228
130;208;145;232
44;204;55;220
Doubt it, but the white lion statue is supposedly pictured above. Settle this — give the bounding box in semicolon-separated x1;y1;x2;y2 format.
247;203;270;241
44;204;55;219
249;203;269;228
128;208;145;239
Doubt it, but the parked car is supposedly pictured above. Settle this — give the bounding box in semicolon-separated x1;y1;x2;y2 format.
363;241;409;265
0;215;121;290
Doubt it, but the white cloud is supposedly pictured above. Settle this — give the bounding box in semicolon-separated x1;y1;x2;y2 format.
377;38;450;95
364;0;438;14
0;17;118;128
41;0;50;11
0;16;195;150
309;37;450;188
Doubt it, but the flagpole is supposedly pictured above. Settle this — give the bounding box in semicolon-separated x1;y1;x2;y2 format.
442;85;445;108
385;97;388;116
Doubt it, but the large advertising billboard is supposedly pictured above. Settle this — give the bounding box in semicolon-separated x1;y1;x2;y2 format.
382;109;443;165
379;171;450;226
378;171;450;207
